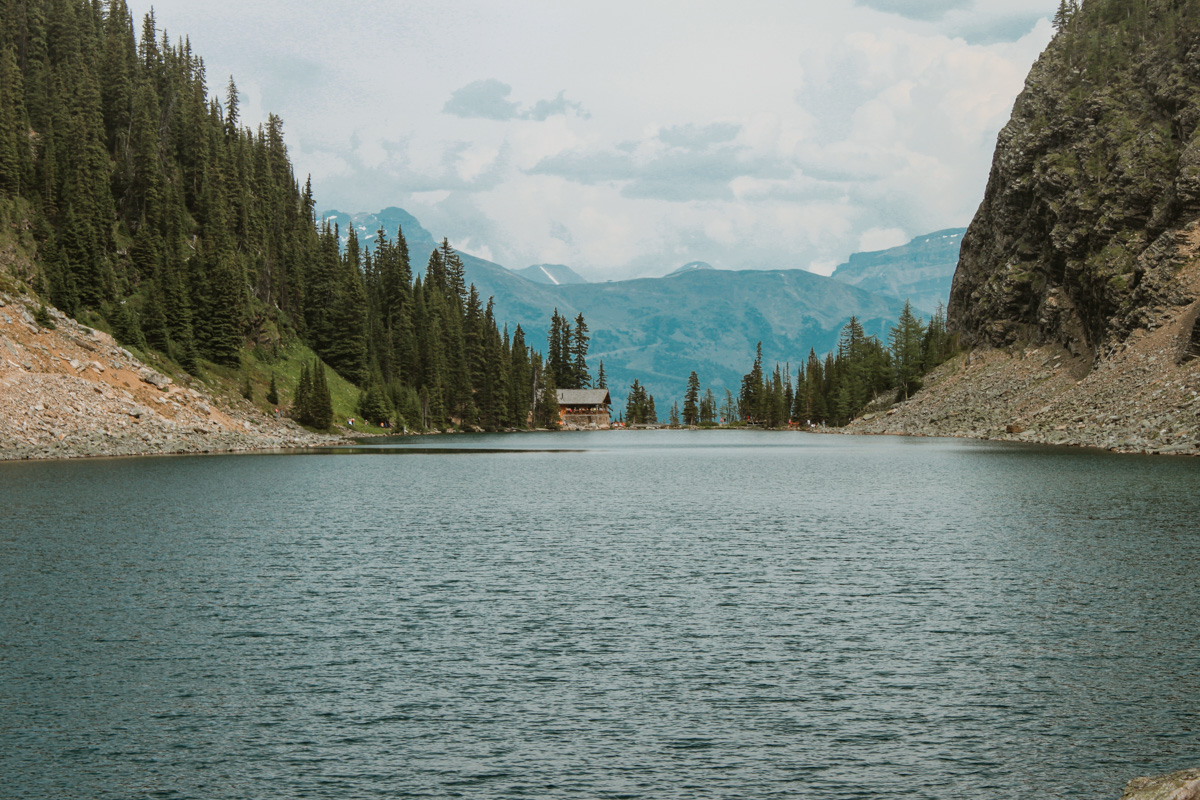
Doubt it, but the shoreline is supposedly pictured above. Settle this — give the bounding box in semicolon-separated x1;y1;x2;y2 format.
844;343;1200;460
841;336;1200;458
0;292;350;463
9;417;1199;463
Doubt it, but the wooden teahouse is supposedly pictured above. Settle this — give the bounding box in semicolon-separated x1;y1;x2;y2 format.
555;389;612;429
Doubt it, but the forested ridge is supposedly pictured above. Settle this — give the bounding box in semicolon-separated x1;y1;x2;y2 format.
0;0;585;431
1;0;956;434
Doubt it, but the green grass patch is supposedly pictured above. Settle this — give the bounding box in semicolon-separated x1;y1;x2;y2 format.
241;341;365;432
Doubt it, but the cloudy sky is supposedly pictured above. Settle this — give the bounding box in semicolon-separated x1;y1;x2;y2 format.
131;0;1056;280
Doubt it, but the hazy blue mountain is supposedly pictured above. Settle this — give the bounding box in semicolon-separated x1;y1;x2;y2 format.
514;264;589;285
460;263;906;410
322;207;916;408
321;207;435;254
666;261;715;277
830;229;965;314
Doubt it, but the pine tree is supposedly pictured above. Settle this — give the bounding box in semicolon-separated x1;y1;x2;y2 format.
700;388;716;425
324;226;369;384
571;312;590;388
357;381;391;425
34;304;56;329
109;298;146;349
596;360;607;389
922;302;956;371
536;367;559;429
440;238;466;305
141;280;170;352
624;379;658;425
509;325;532;428
889;300;926;401
425;248;446;295
739;342;764;423
293;362;312;424
546;309;575;389
202;252;245;366
310;359;334;429
720;388;737;426
1053;0;1076;32
266;373;279;405
683;370;700;426
224;75;239;137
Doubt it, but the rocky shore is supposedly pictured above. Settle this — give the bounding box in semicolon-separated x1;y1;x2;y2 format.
1120;770;1200;800
846;270;1200;456
0;293;346;461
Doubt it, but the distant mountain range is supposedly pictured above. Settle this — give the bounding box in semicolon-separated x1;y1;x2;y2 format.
666;261;715;278
831;229;965;314
514;264;589;285
319;208;963;407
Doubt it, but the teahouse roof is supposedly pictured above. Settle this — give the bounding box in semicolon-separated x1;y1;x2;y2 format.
556;389;612;406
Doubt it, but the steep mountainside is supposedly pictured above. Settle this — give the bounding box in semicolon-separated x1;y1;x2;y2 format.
950;0;1200;357
860;0;1200;456
832;229;964;314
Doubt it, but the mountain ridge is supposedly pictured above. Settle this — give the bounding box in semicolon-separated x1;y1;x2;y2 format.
832;229;965;314
318;206;961;406
514;264;589;285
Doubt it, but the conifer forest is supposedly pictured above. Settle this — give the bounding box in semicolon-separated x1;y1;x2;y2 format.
0;0;578;431
0;0;955;432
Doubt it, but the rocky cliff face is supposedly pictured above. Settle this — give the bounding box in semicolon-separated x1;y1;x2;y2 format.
951;0;1200;359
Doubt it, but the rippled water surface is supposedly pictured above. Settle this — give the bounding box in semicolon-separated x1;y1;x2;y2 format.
2;431;1199;799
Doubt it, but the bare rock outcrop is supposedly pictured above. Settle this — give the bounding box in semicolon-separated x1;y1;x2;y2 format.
1120;770;1200;800
951;2;1200;359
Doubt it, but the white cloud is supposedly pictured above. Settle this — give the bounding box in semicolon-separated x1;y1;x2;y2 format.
127;0;1057;279
455;144;501;183
858;227;910;252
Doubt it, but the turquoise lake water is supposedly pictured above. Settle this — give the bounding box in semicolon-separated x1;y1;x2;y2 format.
1;431;1198;799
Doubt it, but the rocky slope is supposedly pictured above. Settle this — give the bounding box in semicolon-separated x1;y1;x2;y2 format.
950;0;1200;357
0;293;343;461
848;237;1200;455
854;1;1200;457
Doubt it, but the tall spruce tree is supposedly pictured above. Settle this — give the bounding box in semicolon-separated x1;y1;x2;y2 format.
889;300;926;401
571;312;589;388
310;359;334;429
683;371;700;426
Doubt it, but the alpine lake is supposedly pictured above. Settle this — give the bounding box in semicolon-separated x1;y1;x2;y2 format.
2;430;1198;799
